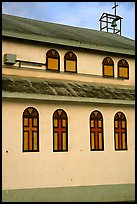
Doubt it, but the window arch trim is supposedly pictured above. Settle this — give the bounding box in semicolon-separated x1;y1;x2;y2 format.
102;57;114;78
46;49;60;72
64;51;77;73
114;111;128;150
118;59;129;79
23;107;39;152
53;109;68;152
90;110;104;151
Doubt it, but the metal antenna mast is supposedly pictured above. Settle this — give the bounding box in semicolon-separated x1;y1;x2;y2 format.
112;2;118;16
99;2;122;35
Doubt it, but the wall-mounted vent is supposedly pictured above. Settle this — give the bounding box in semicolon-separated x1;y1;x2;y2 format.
4;53;16;64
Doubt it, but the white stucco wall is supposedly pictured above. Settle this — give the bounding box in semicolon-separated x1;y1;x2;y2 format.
2;99;135;190
2;39;135;86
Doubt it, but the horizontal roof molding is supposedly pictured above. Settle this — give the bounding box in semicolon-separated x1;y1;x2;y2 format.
2;76;135;104
2;92;135;106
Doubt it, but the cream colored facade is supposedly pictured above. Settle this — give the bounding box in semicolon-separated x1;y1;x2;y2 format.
2;38;135;86
2;100;135;190
2;37;135;192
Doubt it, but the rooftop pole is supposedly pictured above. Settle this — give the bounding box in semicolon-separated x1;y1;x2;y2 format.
112;2;118;33
112;2;118;16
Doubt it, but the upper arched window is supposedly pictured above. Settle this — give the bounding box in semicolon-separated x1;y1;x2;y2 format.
90;110;104;151
118;59;129;79
102;57;114;78
23;107;39;152
64;51;77;73
46;49;60;71
114;111;127;150
53;109;68;152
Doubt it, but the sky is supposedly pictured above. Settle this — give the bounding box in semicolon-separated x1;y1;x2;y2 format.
2;2;135;40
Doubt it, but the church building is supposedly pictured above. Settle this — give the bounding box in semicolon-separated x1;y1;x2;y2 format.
2;13;135;202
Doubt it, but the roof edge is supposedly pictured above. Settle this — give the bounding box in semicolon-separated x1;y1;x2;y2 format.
2;30;135;56
2;91;135;106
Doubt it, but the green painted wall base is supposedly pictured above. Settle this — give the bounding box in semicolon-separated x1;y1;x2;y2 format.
2;183;135;202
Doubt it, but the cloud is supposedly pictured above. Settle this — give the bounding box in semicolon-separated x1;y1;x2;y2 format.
118;3;135;39
48;2;135;39
2;2;32;16
2;2;51;21
45;2;111;28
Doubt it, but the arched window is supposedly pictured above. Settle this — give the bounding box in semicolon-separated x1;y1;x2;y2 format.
23;107;39;152
46;49;60;71
64;51;77;73
53;109;68;152
118;59;129;79
90;110;104;151
102;57;114;78
114;111;127;150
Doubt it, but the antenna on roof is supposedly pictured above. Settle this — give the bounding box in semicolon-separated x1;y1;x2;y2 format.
99;2;123;35
111;2;120;31
112;2;118;16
